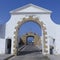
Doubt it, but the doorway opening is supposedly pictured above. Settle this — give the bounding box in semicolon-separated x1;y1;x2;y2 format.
26;36;34;45
6;39;11;54
17;21;42;55
50;46;54;54
49;38;55;54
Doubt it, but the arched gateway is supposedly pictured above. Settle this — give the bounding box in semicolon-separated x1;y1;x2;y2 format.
0;3;60;55
13;16;48;55
4;4;57;55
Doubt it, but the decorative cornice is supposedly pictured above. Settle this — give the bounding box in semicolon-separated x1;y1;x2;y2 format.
10;4;52;14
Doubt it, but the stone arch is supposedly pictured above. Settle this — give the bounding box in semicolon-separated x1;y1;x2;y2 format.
13;16;48;55
20;32;41;45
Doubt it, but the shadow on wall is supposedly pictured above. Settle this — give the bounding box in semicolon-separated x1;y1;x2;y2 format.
0;24;6;38
18;38;25;47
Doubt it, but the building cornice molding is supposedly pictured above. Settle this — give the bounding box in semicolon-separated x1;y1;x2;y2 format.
10;3;52;14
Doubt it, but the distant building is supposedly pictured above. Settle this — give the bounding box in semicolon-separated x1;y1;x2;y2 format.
0;4;60;55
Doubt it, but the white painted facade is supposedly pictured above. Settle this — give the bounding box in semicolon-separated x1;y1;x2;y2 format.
0;4;60;55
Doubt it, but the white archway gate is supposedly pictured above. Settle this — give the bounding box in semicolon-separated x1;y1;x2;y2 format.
13;16;48;55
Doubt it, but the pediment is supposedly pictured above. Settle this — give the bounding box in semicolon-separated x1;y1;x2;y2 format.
10;4;52;14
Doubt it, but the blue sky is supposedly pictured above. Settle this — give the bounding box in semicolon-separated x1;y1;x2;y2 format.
18;21;42;37
0;0;60;24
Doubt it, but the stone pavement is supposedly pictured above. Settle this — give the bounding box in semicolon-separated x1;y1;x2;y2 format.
0;45;60;60
0;54;60;60
8;45;49;60
9;54;49;60
49;55;60;60
0;54;14;60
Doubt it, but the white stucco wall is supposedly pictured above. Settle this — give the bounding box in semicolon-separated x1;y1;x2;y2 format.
54;26;60;54
0;38;6;54
5;13;56;54
5;15;25;54
4;14;60;55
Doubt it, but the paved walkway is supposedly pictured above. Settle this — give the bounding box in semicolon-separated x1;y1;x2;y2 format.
49;55;60;60
0;54;60;60
0;45;60;60
0;54;14;60
9;45;49;60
